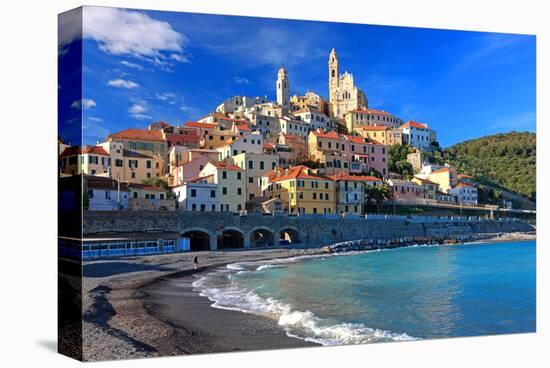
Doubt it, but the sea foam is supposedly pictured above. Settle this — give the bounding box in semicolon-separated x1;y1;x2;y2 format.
192;258;418;346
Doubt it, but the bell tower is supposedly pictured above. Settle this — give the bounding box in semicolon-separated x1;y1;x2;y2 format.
276;66;290;114
328;48;339;104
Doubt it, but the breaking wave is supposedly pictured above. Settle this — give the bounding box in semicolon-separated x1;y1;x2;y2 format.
192;256;418;346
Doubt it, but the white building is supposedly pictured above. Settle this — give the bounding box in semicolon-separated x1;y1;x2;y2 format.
399;121;436;150
278;116;309;138
216;95;268;115
85;176;129;211
217;131;265;159
172;176;219;212
449;183;478;205
293;107;333;131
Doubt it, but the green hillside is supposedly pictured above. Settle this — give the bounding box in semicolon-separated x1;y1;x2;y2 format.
428;132;536;201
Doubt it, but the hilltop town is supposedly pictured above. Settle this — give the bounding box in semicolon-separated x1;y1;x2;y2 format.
60;48;490;216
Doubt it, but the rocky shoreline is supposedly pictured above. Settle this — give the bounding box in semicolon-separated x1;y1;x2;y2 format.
80;231;535;361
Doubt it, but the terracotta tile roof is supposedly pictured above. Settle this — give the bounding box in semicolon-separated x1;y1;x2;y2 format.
399;121;427;129
261;167;285;181
458;173;475;179
60;145;109;157
210;161;243;171
271;165;332;183
235;123;251;131
183;121;218;129
263;143;275;149
330;171;382;182
82;145;109;156
186;174;214;183
108;128;165;142
60;146;80;157
343;135;370;144
311;128;340;139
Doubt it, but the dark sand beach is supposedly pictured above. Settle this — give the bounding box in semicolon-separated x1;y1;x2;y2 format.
80;231;535;361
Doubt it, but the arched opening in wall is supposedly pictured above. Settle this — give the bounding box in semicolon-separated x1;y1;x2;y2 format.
182;230;211;251
218;229;244;249
249;228;274;248
279;228;300;245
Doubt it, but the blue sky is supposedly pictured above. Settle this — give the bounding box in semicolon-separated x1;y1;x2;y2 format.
59;6;536;147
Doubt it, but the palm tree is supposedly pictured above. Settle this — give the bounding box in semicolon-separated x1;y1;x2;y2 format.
365;185;391;213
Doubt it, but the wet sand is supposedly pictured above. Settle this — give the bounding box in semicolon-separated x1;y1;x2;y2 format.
81;248;323;361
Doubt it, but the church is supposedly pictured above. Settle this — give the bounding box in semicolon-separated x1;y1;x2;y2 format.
328;48;368;120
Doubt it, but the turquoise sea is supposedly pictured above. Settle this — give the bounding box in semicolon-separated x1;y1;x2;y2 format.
193;240;536;345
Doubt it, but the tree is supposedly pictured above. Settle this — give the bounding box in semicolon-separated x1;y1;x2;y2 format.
365;185;391;213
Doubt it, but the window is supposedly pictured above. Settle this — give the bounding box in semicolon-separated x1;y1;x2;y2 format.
237;172;242;180
210;190;216;198
222;171;227;179
105;190;111;200
222;187;227;195
248;177;253;183
192;204;197;211
237;204;242;211
212;204;216;211
200;204;206;212
260;161;265;170
248;160;253;169
146;160;152;169
133;192;138;198
160;194;164;199
191;189;197;197
147;173;151;178
131;172;136;179
237;188;242;195
115;159;123;167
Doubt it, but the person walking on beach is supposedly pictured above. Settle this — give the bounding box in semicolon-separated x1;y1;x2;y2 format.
193;253;199;270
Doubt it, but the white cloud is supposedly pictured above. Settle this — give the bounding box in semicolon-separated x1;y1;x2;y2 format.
71;98;96;110
131;113;152;120
234;77;250;85
120;60;144;71
88;116;103;122
129;103;147;114
107;78;139;89
155;92;178;105
82;7;188;68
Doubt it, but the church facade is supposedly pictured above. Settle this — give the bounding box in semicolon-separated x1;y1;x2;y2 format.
328;48;368;120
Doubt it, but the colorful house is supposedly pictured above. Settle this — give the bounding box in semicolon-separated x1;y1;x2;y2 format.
199;162;246;212
387;179;423;202
172;175;219;212
399;121;436;150
330;172;380;216
428;166;458;193
267;165;336;215
230;152;280;201
449;183;478;205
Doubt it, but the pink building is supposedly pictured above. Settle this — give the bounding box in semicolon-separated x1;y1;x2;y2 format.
173;155;212;186
387;179;423;201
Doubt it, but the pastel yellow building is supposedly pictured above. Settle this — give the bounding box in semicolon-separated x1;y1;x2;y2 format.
99;141;165;184
59;145;111;176
427;167;457;193
355;126;403;146
199;161;246;212
267;165;336;215
230;152;280;201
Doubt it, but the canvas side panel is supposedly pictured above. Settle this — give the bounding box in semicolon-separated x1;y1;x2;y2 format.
57;7;84;362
